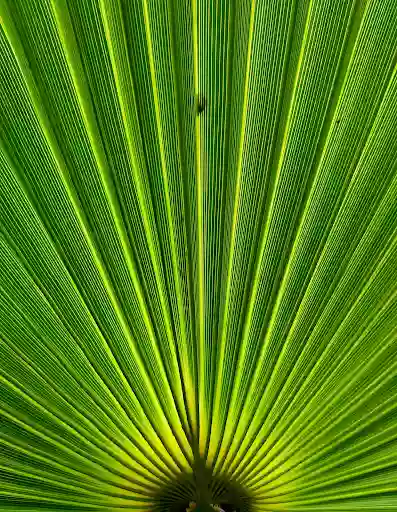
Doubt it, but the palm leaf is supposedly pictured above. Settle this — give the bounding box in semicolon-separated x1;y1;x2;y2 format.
0;0;397;510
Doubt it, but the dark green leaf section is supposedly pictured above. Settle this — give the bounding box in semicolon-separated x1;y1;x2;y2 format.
1;0;397;510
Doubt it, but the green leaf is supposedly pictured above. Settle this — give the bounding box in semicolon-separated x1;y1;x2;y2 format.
1;0;397;510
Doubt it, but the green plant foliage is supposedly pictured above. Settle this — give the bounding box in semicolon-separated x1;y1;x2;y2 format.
1;0;397;510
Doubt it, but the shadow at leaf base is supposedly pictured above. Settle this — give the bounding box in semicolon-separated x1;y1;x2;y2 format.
151;470;252;512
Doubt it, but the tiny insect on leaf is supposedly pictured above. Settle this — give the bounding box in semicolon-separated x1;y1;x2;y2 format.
196;95;206;115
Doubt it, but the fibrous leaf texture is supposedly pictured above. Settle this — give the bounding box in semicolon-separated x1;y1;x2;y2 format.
0;0;397;511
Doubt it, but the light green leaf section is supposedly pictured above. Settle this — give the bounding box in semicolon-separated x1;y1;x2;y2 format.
0;0;397;510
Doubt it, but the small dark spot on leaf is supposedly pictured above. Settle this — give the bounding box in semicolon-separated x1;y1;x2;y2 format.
196;95;206;115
